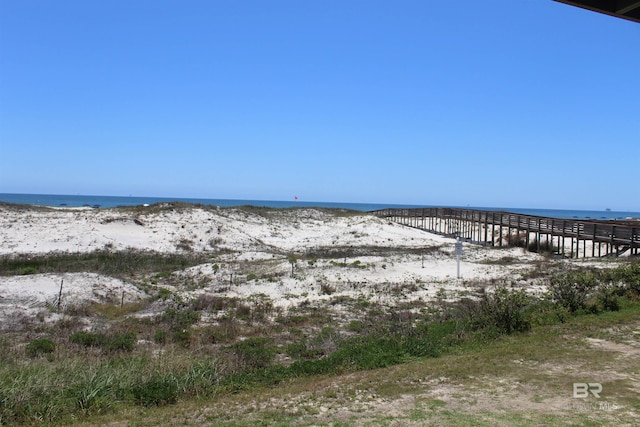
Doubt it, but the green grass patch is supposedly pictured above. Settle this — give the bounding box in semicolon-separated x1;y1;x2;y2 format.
2;260;639;425
0;250;209;278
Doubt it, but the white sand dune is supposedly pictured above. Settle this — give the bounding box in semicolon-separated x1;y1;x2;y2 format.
0;203;548;324
0;204;449;254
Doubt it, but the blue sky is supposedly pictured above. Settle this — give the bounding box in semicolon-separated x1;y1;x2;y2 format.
1;1;639;210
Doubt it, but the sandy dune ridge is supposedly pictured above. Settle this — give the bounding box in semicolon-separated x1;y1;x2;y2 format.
0;203;545;326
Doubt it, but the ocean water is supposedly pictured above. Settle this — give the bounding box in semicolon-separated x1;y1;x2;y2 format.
0;193;418;213
0;193;638;220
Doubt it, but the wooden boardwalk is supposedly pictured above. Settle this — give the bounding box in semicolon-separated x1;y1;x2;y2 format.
371;207;639;258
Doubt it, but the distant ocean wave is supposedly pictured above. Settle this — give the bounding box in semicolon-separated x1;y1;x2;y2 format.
0;193;638;220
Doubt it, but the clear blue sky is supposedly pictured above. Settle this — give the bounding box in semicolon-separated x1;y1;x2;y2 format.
1;1;639;210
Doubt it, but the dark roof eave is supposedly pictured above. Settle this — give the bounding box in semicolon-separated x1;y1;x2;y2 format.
554;0;640;24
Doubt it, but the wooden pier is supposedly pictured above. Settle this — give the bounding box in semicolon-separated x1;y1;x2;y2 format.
371;207;639;258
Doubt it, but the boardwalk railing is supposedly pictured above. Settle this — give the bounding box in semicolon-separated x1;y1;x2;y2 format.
371;207;639;258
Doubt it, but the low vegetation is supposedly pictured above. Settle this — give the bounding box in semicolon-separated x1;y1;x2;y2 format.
0;250;210;279
1;258;639;425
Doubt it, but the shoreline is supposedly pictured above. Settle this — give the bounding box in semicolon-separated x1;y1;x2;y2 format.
1;194;639;220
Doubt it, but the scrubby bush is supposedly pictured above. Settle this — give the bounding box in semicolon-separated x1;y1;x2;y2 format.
172;330;192;348
596;285;620;312
25;338;56;358
191;294;235;311
320;283;335;295
202;317;241;344
162;308;200;330
70;331;106;348
347;320;363;332
440;288;530;334
472;286;532;334
176;238;194;252
548;271;599;313
105;333;136;353
231;337;275;370
153;330;167;344
245;295;274;323
284;337;325;361
601;262;640;296
155;287;173;301
235;303;252;320
69;331;135;352
331;335;405;370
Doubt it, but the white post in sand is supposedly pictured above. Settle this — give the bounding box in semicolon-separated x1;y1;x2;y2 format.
455;237;463;279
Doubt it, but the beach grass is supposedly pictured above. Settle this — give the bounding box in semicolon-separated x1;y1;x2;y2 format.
1;261;639;425
0;250;210;278
38;296;640;427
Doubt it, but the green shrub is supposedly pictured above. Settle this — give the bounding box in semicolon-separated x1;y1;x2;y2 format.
332;336;405;370
474;286;532;334
347;320;363;332
284;336;326;361
155;287;172;300
350;260;367;269
231;337;275;370
622;263;640;294
25;338;56;358
548;271;599;313
132;377;178;406
601;262;640;295
596;285;620;312
18;266;38;275
69;331;135;352
235;303;252;320
105;333;136;353
0;250;208;278
245;295;274;323
401;336;441;359
201;317;241;344
172;330;192;348
153;330;167;344
162;308;200;330
69;331;106;348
